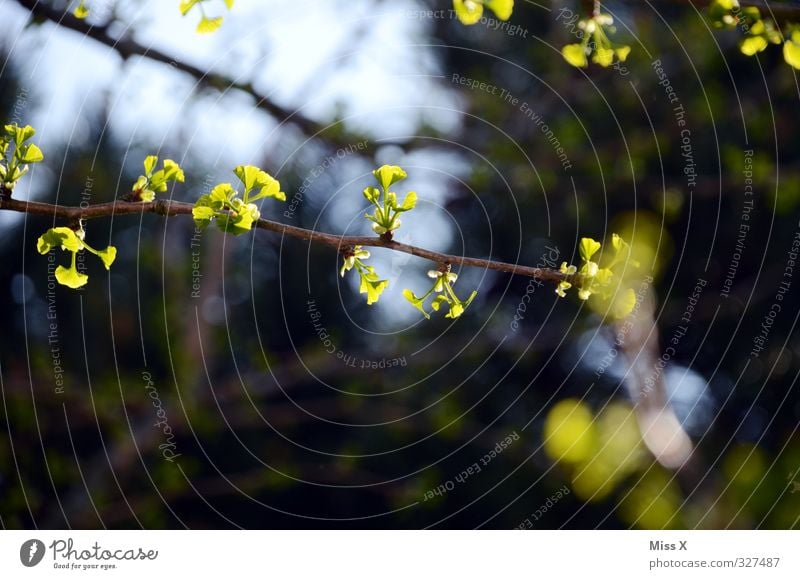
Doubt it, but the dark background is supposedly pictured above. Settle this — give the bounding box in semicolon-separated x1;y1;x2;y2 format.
1;0;799;529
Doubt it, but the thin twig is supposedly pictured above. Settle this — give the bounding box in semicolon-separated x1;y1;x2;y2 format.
0;196;570;283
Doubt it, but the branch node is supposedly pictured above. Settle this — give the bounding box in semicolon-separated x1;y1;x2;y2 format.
153;199;171;216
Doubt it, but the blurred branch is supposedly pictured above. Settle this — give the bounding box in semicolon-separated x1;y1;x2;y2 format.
619;291;694;470
13;0;363;148
0;195;571;282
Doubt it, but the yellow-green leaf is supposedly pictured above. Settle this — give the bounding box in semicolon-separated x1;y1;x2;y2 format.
486;0;513;21
197;16;223;34
73;0;89;19
399;191;417;211
37;227;83;254
19;143;44;164
180;0;201;16
55;265;88;289
612;288;637;319
579;237;602;262
615;45;631;62
143;155;158;175
96;246;117;269
784;35;800;69
592;47;615;67
453;0;483;25
403;289;431;319
361;277;388;305
739;35;768;56
562;44;588;68
372;165;407;191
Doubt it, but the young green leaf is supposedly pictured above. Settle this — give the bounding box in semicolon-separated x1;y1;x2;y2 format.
398;191;417;212
180;0;202;15
73;1;90;19
562;44;588;68
579;238;602;262
373;165;407;191
486;0;513;21
453;0;483;25
403;289;431;319
143;155;158;176
37;226;117;289
784;29;800;69
197;16;224;34
37;227;83;254
18;144;44;164
55;263;89;289
94;246;117;269
193;166;283;234
130;156;184;201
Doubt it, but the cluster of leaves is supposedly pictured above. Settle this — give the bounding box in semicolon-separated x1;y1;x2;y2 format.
340;246;389;306
554;235;637;319
403;267;478;319
452;0;514;25
339;166;411;307
37;226;116;289
12;121;633;321
130;156;185;202
0;124;44;190
37;152;183;289
556;1;799;72
180;0;235;34
340;165;478;318
192;165;285;235
363;165;417;237
562;13;631;68
711;1;781;55
708;0;800;69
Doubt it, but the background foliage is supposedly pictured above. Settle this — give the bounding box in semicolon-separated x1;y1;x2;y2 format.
1;0;799;529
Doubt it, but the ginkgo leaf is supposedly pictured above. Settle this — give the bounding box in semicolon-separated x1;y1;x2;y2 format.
579;238;602;262
562;44;588;68
95;246;117;269
784;32;800;69
55;264;89;289
234;165;265;192
197;16;223;34
612;288;637;319
486;0;514;21
372;165;407;191
739;35;768;56
143;155;158;176
592;47;615;67
73;0;90;19
453;0;483;25
180;0;202;16
17;143;44;164
398;191;417;211
37;227;83;254
403;289;431;319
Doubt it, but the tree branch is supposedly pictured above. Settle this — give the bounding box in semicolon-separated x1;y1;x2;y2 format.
12;0;361;148
0;195;570;283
